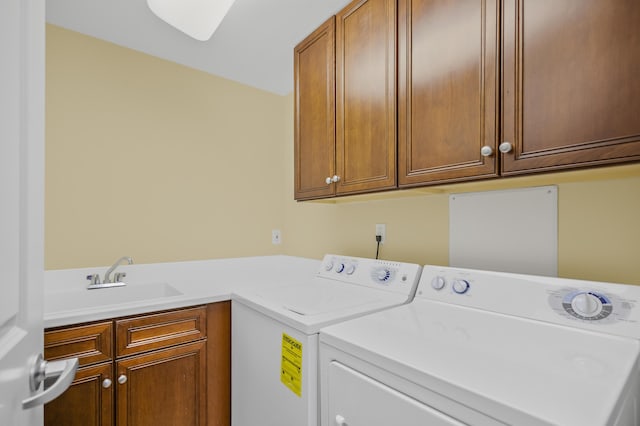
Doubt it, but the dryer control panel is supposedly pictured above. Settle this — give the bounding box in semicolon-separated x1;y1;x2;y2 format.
318;255;422;298
417;265;640;340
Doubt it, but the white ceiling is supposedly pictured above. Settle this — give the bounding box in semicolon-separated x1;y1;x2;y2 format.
46;0;351;95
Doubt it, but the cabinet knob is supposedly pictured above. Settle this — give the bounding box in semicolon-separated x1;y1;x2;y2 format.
117;375;127;385
499;142;513;153
480;145;494;157
331;175;341;183
335;414;347;426
325;176;332;185
102;378;112;388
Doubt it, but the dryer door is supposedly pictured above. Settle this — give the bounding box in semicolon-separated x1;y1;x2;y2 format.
326;361;464;426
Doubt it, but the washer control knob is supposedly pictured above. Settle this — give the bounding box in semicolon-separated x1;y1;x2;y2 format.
571;292;602;317
452;279;470;294
345;264;356;275
324;261;334;271
377;268;391;282
431;276;446;290
336;263;345;273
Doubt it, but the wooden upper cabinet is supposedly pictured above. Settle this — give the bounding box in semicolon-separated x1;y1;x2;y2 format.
336;0;397;195
294;17;336;200
502;0;640;174
398;0;499;186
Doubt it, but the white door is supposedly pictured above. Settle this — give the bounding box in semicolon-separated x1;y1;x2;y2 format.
1;0;76;423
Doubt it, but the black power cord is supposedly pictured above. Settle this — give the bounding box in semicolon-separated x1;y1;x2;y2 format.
375;235;382;259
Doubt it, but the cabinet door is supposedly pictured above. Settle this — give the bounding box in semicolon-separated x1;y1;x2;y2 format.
294;17;336;200
502;0;640;174
336;0;397;195
44;362;114;426
116;341;207;426
398;0;499;186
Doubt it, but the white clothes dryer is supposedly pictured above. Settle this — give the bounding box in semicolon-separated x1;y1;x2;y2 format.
231;254;422;426
320;265;640;426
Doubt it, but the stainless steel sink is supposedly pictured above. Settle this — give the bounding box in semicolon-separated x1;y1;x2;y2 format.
45;282;182;313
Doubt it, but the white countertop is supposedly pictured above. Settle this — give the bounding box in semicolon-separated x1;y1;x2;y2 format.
44;255;321;328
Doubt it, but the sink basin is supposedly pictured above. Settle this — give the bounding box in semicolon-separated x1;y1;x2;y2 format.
45;282;183;313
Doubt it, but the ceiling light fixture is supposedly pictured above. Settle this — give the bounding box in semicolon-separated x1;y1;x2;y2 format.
147;0;237;41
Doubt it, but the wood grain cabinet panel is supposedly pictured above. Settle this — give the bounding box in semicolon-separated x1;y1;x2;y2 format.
398;0;499;186
44;362;114;426
115;306;207;357
116;341;207;426
294;17;336;200
502;0;640;174
45;321;112;367
336;0;397;195
207;301;231;426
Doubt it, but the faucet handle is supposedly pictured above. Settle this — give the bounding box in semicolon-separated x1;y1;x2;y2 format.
113;272;127;283
86;274;101;286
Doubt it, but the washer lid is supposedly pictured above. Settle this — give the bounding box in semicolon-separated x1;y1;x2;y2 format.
320;300;640;426
257;281;390;316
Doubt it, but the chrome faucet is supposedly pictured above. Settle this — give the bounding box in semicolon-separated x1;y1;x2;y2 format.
86;256;133;289
104;256;133;283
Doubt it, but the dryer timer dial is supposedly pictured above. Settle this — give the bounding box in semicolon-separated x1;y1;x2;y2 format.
562;291;613;320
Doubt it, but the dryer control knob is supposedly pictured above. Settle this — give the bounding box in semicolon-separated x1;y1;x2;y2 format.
452;279;470;294
336;263;345;273
571;292;602;317
345;264;356;275
431;276;446;290
324;261;334;271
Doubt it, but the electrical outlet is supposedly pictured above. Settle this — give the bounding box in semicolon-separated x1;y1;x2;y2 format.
272;229;282;245
375;223;386;244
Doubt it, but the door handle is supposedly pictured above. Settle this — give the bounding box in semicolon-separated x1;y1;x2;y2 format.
22;354;79;409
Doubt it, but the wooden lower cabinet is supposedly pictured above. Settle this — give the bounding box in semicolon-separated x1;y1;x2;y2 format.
44;362;114;426
44;302;231;426
116;341;206;426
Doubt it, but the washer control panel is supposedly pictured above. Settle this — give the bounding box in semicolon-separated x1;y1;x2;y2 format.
418;265;640;339
318;255;422;297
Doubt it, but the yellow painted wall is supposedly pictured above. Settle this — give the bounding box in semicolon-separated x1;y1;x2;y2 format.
46;25;640;285
45;25;287;269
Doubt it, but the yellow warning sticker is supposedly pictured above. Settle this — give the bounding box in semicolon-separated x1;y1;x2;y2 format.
281;333;303;397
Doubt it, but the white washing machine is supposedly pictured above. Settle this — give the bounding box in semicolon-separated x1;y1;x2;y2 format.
231;254;422;426
320;265;640;426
